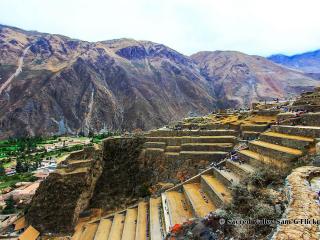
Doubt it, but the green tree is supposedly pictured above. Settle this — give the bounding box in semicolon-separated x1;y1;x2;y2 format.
0;164;5;176
15;158;24;173
2;196;15;214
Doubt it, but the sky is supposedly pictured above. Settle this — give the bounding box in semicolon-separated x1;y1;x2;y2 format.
0;0;319;56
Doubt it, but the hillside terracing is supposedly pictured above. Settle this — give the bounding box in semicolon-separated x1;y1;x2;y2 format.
71;123;320;240
26;128;238;235
22;94;320;239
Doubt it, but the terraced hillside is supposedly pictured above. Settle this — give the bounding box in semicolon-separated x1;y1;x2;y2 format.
72;124;320;240
141;129;237;181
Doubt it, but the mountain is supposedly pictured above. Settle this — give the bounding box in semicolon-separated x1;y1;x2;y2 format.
191;51;319;106
268;50;320;79
0;25;216;138
0;25;319;138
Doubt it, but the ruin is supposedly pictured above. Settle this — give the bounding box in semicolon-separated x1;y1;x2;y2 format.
24;88;320;239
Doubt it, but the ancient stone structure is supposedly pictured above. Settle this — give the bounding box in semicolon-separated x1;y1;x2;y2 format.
72;124;320;239
26;147;103;233
272;166;320;240
289;87;320;112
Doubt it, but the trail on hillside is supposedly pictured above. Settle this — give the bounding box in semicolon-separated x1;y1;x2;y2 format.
0;45;30;95
84;88;95;133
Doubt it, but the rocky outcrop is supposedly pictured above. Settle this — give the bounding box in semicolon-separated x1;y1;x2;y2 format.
272;166;320;240
26;147;103;233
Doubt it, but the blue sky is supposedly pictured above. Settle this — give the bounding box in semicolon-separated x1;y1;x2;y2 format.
0;0;319;56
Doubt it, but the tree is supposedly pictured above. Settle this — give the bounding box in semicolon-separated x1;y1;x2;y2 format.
15;158;24;173
0;164;5;176
2;196;15;214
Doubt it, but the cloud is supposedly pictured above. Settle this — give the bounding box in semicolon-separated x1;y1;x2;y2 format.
0;0;319;56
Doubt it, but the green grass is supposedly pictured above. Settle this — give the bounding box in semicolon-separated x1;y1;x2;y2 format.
0;173;37;190
3;161;14;168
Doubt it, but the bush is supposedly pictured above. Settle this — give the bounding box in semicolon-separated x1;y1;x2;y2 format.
2;196;15;214
245;166;289;188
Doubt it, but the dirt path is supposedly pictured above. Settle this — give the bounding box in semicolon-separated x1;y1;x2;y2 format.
0;45;30;95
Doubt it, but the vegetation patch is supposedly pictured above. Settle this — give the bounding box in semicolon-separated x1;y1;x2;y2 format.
0;173;37;190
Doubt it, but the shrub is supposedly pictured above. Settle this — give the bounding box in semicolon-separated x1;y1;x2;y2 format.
2;196;15;214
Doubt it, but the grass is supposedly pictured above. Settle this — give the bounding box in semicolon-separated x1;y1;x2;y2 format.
3;161;14;168
0;173;37;190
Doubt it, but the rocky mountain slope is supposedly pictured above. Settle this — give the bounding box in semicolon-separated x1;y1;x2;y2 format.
268;50;320;79
0;25;318;138
191;51;319;106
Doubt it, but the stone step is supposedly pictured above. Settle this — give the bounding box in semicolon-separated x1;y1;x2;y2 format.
248;140;303;161
241;124;269;132
67;160;93;169
212;166;240;187
143;142;166;149
225;160;255;178
180;143;233;152
165;152;180;161
108;214;125;240
271;125;320;138
94;218;112;240
241;131;261;140
149;198;165;240
146;129;237;137
259;131;314;150
200;174;232;207
183;183;216;218
72;226;84;240
80;223;98;240
164;191;193;228
135;202;148;240
198;123;238;130
121;208;137;240
145;136;236;146
165;146;181;152
144;148;165;158
237;149;286;168
179;151;228;162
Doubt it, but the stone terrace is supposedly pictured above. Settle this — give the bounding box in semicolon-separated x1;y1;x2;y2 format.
72;124;320;240
142;129;237;166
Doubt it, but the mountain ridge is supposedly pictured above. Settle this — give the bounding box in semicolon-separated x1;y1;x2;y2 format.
268;49;320;78
0;24;319;139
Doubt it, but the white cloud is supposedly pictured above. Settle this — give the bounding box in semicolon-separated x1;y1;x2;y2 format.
0;0;319;56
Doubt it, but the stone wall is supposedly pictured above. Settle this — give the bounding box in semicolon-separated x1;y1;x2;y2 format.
26;148;102;234
89;136;150;211
277;112;320;126
272;166;320;240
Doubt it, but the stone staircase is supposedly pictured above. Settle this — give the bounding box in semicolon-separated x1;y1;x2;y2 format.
143;129;237;163
238;125;319;168
240;123;269;140
72;159;254;240
72;125;320;240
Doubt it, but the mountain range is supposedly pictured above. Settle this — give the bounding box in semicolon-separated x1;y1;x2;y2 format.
268;50;320;80
0;24;319;138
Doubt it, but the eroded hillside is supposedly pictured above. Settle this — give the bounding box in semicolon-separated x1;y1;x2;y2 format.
0;25;319;139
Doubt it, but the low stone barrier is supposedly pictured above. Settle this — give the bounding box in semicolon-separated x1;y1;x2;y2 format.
272;166;320;240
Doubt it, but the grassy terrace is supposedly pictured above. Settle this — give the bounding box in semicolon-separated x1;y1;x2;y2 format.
0;173;37;190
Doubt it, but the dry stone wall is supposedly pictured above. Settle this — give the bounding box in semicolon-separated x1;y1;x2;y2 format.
272;166;320;240
26;147;103;233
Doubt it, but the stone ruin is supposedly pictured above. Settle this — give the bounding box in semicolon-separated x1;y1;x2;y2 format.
24;88;320;239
